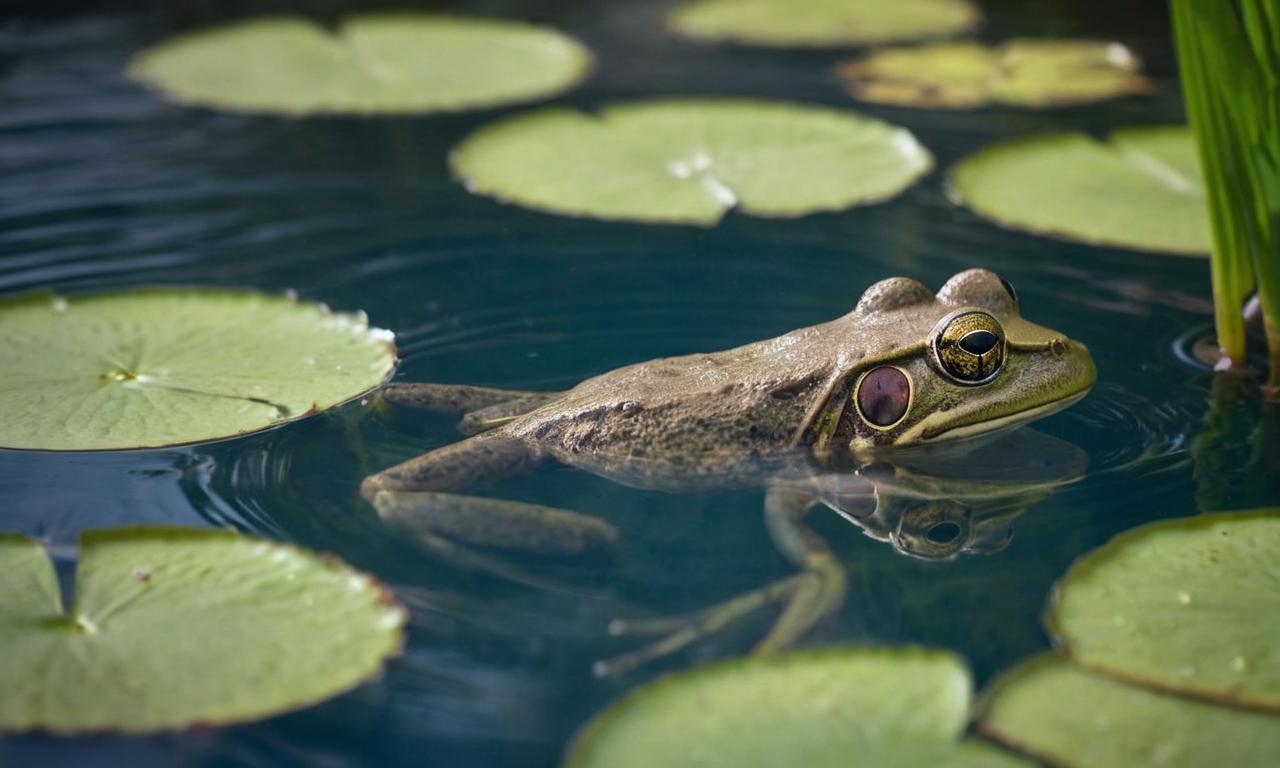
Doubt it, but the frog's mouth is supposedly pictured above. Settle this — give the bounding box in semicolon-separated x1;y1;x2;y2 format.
907;385;1092;445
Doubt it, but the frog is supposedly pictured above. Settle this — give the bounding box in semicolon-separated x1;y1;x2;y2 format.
361;268;1096;674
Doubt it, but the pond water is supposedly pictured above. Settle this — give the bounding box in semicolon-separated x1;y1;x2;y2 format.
2;1;1277;766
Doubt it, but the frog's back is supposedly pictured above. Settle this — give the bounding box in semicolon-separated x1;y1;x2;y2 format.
505;324;841;464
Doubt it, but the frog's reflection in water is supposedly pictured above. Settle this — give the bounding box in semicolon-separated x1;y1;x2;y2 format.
378;426;1086;676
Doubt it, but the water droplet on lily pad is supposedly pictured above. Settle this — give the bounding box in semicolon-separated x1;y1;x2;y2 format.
128;15;591;116
949;126;1210;256
1048;510;1280;711
836;39;1151;109
450;99;932;226
0;528;405;734
668;0;981;48
0;288;396;450
979;655;1280;768
566;647;1031;767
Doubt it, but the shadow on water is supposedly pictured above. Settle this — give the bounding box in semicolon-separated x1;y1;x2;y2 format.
2;0;1278;766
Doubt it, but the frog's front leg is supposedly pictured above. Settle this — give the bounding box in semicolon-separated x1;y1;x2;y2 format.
596;484;845;676
364;434;620;577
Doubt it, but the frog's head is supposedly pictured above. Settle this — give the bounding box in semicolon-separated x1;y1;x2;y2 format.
803;269;1095;457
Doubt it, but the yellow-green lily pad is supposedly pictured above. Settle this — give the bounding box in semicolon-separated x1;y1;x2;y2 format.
837;40;1151;109
0;527;405;733
0;289;396;450
565;647;1031;768
1048;510;1280;711
450;99;932;226
978;655;1280;768
949;126;1210;256
128;15;591;115
669;0;981;48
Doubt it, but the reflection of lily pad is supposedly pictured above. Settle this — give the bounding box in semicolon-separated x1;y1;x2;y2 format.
0;289;396;450
128;15;591;115
566;648;1031;767
1048;510;1280;710
451;99;932;225
0;528;405;733
669;0;981;48
949;126;1209;256
837;40;1151;109
979;655;1280;768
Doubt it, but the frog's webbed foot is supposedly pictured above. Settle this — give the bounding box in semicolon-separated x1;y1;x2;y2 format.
595;486;845;677
378;383;562;434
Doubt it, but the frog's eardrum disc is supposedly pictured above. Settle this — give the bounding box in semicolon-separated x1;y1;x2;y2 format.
0;288;396;450
128;15;591;115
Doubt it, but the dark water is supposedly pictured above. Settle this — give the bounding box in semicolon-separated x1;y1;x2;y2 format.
2;1;1277;766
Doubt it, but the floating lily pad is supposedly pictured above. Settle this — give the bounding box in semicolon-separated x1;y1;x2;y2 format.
128;15;591;115
978;655;1280;768
949;126;1209;256
669;0;981;48
837;40;1151;109
0;289;396;450
450;99;932;225
566;647;1031;768
1048;510;1280;711
0;527;405;733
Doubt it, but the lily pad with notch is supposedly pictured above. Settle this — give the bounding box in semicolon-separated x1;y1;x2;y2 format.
0;527;405;733
128;15;592;116
949;126;1210;256
837;39;1151;109
565;647;1031;767
450;99;933;226
668;0;981;48
1047;509;1280;711
978;654;1280;768
0;288;396;450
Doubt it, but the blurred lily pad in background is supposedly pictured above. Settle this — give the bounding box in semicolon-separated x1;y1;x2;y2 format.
668;0;981;48
949;126;1210;256
565;647;1031;768
979;655;1280;768
0;289;396;450
128;15;591;115
0;528;405;733
1048;510;1280;711
837;40;1151;109
451;99;933;226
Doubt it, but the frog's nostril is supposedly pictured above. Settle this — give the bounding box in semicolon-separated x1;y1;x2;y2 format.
1050;338;1068;357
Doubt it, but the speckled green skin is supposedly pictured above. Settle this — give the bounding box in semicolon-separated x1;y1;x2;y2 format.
364;268;1095;495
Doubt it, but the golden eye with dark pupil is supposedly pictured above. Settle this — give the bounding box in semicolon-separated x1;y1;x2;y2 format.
856;366;910;427
933;311;1006;384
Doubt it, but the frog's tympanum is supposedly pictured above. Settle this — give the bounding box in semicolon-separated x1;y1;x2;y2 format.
362;269;1095;674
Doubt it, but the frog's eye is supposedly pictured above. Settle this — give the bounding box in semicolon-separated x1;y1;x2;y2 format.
855;366;911;428
932;310;1006;384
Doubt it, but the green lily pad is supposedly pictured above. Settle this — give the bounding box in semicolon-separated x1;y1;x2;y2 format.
1047;510;1280;711
450;99;932;226
128;15;591;115
978;655;1280;768
0;288;396;450
668;0;981;48
837;40;1151;109
565;647;1031;768
0;527;405;733
949;126;1210;256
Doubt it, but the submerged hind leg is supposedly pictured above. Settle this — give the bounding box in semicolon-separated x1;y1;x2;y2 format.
596;484;845;676
364;434;619;579
379;382;560;417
